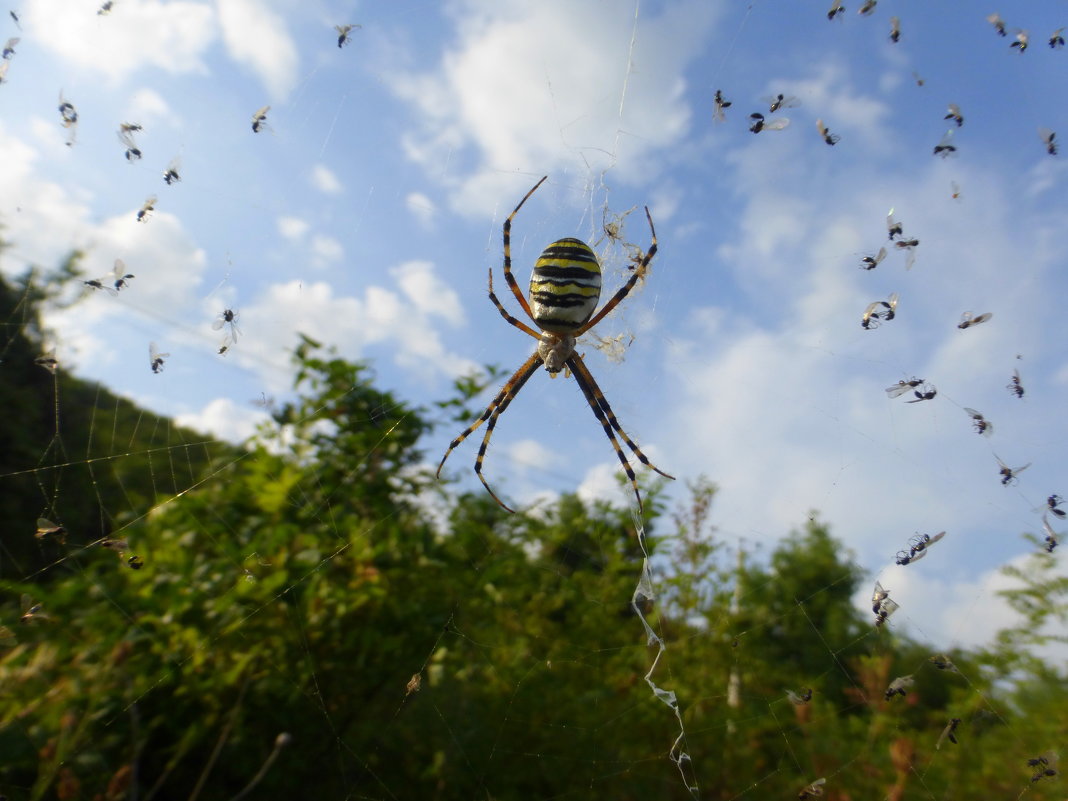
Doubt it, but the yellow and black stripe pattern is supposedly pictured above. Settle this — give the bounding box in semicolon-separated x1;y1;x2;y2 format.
528;238;602;332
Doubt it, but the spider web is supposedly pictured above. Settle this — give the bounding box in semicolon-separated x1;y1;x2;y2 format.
1;1;1067;800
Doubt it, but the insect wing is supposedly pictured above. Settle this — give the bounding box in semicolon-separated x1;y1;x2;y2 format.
871;581;888;612
862;301;882;328
799;778;826;799
117;126;138;149
36;518;65;540
763;117;790;131
212;316;226;330
886;208;902;238
112;258;133;286
86;278;119;296
886;673;913;695
886;379;916;398
1038;127;1057;154
252;105;270;131
937;719;961;750
1042;515;1060;552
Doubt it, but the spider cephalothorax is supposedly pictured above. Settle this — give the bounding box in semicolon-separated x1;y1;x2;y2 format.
436;176;673;513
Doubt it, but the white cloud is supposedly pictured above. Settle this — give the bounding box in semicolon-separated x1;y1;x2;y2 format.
277;216;309;241
125;89;175;126
309;165;343;195
234;269;477;387
386;0;720;215
577;461;628;508
217;0;298;100
27;0;215;82
872;547;1068;658
406;192;437;227
391;260;465;326
175;397;265;444
310;234;344;265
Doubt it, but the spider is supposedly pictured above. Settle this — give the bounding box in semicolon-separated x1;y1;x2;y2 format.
436;176;673;513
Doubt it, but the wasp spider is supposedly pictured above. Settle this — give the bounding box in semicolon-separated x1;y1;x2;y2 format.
436;176;673;513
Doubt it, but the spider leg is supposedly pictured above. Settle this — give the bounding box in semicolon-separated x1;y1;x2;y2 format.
569;353;674;480
575;207;657;336
501;176;548;323
488;268;540;339
472;354;543;513
436;352;542;512
567;353;674;513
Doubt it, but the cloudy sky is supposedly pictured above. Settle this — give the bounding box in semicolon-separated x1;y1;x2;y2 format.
2;0;1067;654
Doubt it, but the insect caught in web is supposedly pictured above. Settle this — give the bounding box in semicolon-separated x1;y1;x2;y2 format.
436;176;674;513
213;308;240;352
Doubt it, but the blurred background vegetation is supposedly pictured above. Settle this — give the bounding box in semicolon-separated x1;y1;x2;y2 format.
1;260;1065;800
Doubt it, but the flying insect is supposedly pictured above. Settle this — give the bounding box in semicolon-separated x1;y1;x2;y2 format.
963;408;993;436
1039;128;1057;156
149;342;169;374
713;89;732;123
860;247;886;270
251;105;270;133
748;112;790;133
885;674;914;699
936;718;961;749
905;382;937;403
335;23;360;48
887;208;903;240
995;454;1030;486
816;118;839;145
933;129;957;158
1007;368;1024;398
763;93;800;113
958;311;992;329
162;155;181;185
136;195;156;223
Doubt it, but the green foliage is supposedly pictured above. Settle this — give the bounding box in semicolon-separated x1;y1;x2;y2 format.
0;265;235;581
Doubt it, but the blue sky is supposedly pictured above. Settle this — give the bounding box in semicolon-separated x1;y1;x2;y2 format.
1;0;1067;652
